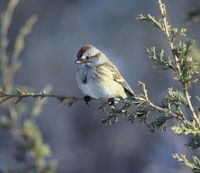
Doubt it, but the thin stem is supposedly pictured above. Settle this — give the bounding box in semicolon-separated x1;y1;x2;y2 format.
156;0;181;74
183;88;200;128
157;0;170;42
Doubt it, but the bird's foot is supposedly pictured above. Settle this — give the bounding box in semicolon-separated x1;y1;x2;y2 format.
107;97;115;107
84;95;91;106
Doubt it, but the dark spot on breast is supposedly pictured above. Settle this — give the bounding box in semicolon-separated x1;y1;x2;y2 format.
82;75;87;84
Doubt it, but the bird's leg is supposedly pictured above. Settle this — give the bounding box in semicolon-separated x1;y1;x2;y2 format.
84;95;91;106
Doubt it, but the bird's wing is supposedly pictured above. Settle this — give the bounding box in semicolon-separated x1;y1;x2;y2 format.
97;60;135;97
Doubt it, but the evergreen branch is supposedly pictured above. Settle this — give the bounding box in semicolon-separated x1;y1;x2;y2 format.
101;81;186;128
173;154;200;172
156;0;200;129
146;47;174;70
136;14;162;29
138;82;183;120
172;121;200;135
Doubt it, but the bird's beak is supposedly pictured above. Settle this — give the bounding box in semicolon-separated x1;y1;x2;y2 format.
75;59;82;64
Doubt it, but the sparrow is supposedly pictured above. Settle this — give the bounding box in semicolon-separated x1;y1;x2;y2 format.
75;44;134;103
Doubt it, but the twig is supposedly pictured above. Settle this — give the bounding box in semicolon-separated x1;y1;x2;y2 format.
157;0;170;42
0;92;82;106
138;81;183;120
183;88;200;128
156;0;181;74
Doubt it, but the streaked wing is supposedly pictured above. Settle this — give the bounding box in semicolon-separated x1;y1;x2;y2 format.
97;60;134;96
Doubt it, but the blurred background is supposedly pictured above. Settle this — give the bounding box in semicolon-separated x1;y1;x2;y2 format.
0;0;200;172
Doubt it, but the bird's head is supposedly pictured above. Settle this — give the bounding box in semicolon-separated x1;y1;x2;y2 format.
75;44;108;66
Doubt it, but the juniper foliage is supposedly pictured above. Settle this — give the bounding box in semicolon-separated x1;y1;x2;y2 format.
136;0;200;171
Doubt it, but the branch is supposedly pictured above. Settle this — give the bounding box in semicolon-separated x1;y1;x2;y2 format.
183;88;200;128
138;81;183;120
0;89;134;108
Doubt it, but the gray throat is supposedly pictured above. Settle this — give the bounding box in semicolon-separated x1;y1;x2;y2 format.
77;63;97;85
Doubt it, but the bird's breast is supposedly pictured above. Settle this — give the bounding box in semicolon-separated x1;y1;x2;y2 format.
76;64;101;98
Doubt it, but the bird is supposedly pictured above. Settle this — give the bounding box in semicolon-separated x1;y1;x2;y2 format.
75;44;134;104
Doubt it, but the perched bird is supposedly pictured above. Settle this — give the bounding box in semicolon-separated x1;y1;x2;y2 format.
75;44;134;102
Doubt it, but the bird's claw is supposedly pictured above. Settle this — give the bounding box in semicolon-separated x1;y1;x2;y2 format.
84;96;91;106
107;97;115;107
